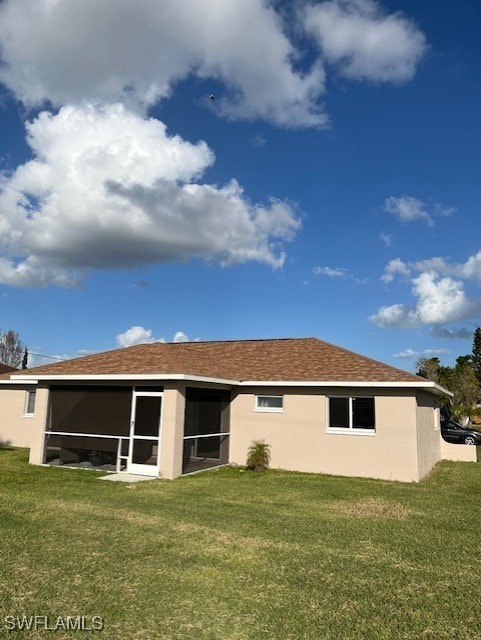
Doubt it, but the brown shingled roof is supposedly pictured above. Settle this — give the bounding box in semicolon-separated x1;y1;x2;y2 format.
0;364;17;375
6;338;425;383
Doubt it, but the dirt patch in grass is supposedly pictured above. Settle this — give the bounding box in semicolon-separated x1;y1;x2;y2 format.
329;497;420;519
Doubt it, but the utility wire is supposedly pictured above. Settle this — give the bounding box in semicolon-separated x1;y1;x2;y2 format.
28;352;66;362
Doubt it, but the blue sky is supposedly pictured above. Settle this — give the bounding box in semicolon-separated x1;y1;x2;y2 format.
0;0;480;370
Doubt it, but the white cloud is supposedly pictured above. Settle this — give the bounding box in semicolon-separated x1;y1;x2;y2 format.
392;347;450;359
0;1;429;289
0;0;327;128
411;257;451;274
406;252;481;284
116;326;160;348
0;257;80;288
382;251;481;286
313;266;347;277
369;303;417;328
376;250;481;329
391;348;419;359
413;272;474;324
312;265;368;284
370;272;481;328
381;258;411;284
304;0;426;83
460;251;481;281
384;196;433;226
0;104;301;286
173;331;189;343
116;326;196;347
383;196;455;227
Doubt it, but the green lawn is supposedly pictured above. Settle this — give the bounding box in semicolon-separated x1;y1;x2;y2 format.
1;449;480;640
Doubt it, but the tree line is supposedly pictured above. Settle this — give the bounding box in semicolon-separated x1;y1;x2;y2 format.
416;327;481;420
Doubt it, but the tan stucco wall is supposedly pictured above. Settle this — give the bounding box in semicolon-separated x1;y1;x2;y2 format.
229;387;422;482
0;386;48;449
415;392;477;465
440;436;477;462
415;392;441;480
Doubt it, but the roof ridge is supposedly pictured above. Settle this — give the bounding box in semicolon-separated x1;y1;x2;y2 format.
167;337;316;346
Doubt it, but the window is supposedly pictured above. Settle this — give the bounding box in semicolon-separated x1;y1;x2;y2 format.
24;390;36;416
255;395;283;412
328;397;375;432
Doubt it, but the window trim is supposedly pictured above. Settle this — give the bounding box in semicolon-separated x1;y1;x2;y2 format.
254;395;284;413
23;389;37;417
326;396;376;434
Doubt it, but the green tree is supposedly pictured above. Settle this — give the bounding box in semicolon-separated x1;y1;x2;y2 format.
449;358;479;419
472;326;481;384
415;354;480;416
0;330;27;369
415;357;442;382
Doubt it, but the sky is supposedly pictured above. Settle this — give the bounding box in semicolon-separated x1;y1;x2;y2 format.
0;0;480;371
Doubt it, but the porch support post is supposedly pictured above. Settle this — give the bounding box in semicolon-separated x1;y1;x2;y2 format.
159;383;186;479
29;387;49;466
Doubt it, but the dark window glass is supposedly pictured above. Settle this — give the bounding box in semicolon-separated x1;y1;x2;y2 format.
329;398;349;428
352;397;375;429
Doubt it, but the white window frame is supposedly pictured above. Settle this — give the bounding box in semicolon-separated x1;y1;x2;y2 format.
254;395;284;413
326;396;375;435
24;389;37;417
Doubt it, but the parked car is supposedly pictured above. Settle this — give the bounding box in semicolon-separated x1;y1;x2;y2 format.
441;419;481;445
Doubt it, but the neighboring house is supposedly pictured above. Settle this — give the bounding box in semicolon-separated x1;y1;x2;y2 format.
0;364;17;375
0;338;476;481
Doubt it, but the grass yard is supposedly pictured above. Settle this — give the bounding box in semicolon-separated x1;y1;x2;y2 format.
0;449;480;640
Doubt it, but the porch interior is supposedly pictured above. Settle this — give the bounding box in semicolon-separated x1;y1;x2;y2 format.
182;388;230;474
42;384;231;476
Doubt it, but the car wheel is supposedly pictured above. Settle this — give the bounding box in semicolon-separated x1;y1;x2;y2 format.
464;435;476;445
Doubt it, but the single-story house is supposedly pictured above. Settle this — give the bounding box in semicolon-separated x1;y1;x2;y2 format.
0;337;476;481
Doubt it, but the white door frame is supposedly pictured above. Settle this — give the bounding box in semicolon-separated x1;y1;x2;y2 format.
127;391;163;476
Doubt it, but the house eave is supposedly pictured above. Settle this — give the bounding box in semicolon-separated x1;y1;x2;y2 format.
237;380;452;396
3;374;452;396
6;373;239;385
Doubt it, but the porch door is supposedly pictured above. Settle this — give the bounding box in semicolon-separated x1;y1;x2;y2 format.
128;392;163;476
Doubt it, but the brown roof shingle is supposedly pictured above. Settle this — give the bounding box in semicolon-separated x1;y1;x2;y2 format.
0;364;17;376
6;338;425;383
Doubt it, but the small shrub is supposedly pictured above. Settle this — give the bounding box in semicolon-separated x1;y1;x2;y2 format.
246;439;271;472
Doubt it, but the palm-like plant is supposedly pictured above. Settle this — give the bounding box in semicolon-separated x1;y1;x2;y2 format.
246;439;271;472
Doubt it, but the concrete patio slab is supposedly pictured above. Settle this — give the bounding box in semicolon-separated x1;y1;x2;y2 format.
99;473;157;483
